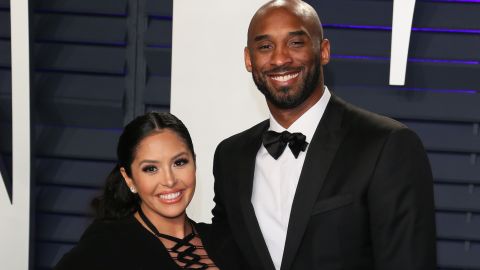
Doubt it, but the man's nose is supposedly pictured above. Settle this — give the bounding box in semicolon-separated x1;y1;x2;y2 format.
270;46;293;66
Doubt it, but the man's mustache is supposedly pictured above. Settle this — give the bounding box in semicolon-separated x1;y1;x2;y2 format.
264;66;303;75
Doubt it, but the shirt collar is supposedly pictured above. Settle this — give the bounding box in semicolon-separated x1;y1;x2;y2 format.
269;86;331;143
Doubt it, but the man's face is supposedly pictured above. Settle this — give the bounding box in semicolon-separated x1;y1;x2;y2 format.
245;8;329;109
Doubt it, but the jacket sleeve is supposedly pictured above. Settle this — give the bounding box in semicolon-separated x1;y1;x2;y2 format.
211;141;228;227
368;127;437;270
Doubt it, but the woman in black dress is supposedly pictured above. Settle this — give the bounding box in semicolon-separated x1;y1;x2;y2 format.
55;112;243;270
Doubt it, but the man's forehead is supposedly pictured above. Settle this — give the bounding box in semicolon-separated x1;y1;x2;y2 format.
253;30;308;42
249;8;313;39
254;6;303;26
247;0;323;45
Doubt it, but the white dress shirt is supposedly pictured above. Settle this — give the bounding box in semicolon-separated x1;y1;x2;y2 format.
251;87;331;269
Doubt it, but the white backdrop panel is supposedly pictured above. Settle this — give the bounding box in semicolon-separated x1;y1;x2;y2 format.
171;1;269;222
0;0;31;268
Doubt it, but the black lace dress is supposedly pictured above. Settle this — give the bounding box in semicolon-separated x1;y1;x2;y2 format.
54;215;244;270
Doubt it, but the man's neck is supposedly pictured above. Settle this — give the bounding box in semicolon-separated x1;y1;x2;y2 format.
268;86;324;129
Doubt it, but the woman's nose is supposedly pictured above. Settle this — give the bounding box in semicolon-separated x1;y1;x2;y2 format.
161;168;178;188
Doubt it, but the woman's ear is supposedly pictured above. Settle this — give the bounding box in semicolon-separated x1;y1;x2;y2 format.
120;167;135;192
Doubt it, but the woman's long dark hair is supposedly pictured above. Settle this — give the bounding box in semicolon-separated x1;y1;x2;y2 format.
92;112;195;220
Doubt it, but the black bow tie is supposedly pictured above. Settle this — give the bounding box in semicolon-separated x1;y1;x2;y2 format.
262;130;308;160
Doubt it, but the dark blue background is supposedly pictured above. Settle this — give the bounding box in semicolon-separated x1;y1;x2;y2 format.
0;0;479;268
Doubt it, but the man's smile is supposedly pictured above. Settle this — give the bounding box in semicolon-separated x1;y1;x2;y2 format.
269;71;300;82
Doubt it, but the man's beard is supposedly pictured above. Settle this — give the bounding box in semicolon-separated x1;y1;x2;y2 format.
252;58;321;109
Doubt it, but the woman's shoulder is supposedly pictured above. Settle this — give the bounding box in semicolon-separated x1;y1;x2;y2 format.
83;217;135;237
54;217;139;270
192;221;211;235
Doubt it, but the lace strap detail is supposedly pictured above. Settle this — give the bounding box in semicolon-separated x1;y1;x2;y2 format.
138;208;218;269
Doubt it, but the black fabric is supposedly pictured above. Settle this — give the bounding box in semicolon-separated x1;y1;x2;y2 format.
137;208;214;269
212;95;437;270
262;130;308;159
54;216;245;270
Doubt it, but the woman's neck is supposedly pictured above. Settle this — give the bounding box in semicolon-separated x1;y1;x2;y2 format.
135;207;191;239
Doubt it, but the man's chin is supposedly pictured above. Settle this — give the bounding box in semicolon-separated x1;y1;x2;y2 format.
255;82;304;108
268;94;305;109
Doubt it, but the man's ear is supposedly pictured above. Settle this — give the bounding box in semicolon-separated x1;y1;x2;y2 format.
244;47;253;72
120;167;135;190
320;39;330;66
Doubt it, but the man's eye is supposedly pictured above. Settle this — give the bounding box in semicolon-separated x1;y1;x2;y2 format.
290;40;305;47
174;158;189;167
258;44;272;50
142;166;157;173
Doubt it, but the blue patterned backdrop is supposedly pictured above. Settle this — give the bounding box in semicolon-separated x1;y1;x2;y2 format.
0;0;479;268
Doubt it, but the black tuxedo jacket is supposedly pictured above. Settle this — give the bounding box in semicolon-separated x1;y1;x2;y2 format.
212;95;436;270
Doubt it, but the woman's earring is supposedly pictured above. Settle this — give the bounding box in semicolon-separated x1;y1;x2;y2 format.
130;186;137;193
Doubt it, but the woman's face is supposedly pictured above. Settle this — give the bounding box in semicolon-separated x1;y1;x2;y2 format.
121;129;196;222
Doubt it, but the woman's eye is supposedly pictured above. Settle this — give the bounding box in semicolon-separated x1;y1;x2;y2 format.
142;166;157;173
174;158;189;167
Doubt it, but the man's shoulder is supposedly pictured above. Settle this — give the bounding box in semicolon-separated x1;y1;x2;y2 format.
331;96;425;155
334;95;407;134
217;119;269;150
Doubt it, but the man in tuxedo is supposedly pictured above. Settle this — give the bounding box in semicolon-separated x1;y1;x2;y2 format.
211;1;437;269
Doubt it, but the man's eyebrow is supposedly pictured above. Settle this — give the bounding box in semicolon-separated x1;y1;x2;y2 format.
253;30;308;42
254;34;269;42
288;30;308;37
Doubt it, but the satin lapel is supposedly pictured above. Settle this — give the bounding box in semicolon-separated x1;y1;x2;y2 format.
237;120;277;270
280;96;349;270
